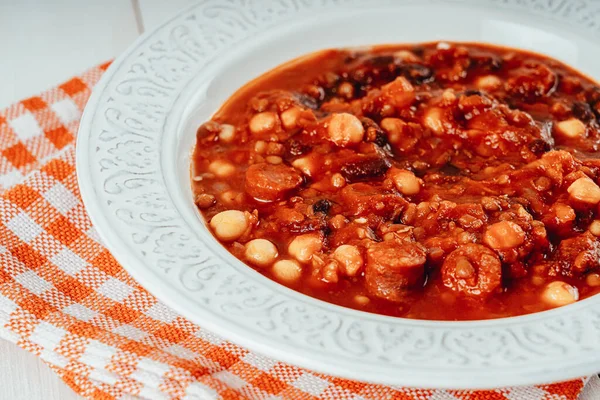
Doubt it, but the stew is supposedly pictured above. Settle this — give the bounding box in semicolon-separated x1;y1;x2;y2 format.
192;42;600;320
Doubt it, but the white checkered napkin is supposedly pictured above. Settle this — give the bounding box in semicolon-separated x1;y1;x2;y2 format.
9;112;44;141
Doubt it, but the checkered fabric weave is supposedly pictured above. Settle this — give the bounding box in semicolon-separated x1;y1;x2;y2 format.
0;63;592;399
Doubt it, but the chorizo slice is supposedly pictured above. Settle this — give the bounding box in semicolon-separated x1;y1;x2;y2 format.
365;240;427;302
442;243;502;297
506;63;557;102
340;183;408;216
245;163;303;202
551;232;600;277
339;154;391;183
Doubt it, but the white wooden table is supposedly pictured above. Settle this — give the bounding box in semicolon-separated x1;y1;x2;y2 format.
0;1;599;399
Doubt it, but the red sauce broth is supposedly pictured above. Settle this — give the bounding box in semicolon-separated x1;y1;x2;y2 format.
192;42;600;320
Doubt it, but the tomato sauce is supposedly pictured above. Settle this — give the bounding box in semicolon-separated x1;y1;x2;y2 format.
192;42;600;320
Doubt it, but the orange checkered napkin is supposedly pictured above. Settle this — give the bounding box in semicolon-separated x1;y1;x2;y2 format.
0;63;592;400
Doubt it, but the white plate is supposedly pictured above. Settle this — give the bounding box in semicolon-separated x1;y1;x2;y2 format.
77;0;600;389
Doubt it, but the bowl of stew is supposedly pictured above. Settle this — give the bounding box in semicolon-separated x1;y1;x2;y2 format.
77;0;600;389
193;42;600;320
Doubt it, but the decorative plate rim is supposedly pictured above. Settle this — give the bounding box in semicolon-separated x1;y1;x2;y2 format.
77;0;600;389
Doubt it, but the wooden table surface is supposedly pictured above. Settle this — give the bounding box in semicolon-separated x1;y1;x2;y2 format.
0;1;599;399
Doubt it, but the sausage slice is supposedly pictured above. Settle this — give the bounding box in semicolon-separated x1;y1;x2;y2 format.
442;243;502;296
245;163;303;202
365;240;427;302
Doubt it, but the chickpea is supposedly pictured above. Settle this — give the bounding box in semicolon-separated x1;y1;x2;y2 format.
266;142;285;155
531;275;546;286
551;203;575;225
220;190;243;205
457;231;475;244
589;220;600;236
551;102;570;116
209;210;249;241
195;193;215;209
288;232;323;263
272;259;303;283
423;108;444;135
483;221;525;250
541;281;579;307
249;111;277;135
265;156;283;165
556;118;586;138
327;113;364;147
245;239;278;267
331;173;346;188
476;75;502;91
305;84;324;99
568;177;600;204
388;168;421;195
333;245;363;276
380;118;405;143
280;107;301;130
574;250;593;272
251;98;269;112
587;273;600;287
254;140;267;154
393;50;420;62
515;204;532;220
354;295;370;306
382;76;414;95
322;261;340;283
337;82;354;99
356;227;369;239
381;231;396;241
442;89;456;102
218;124;236;143
532;263;548;276
329;214;347;230
212;181;228;192
208;160;236;178
292;157;316;177
380;104;395;117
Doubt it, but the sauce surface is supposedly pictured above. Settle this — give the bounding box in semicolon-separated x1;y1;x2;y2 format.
192;42;600;320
